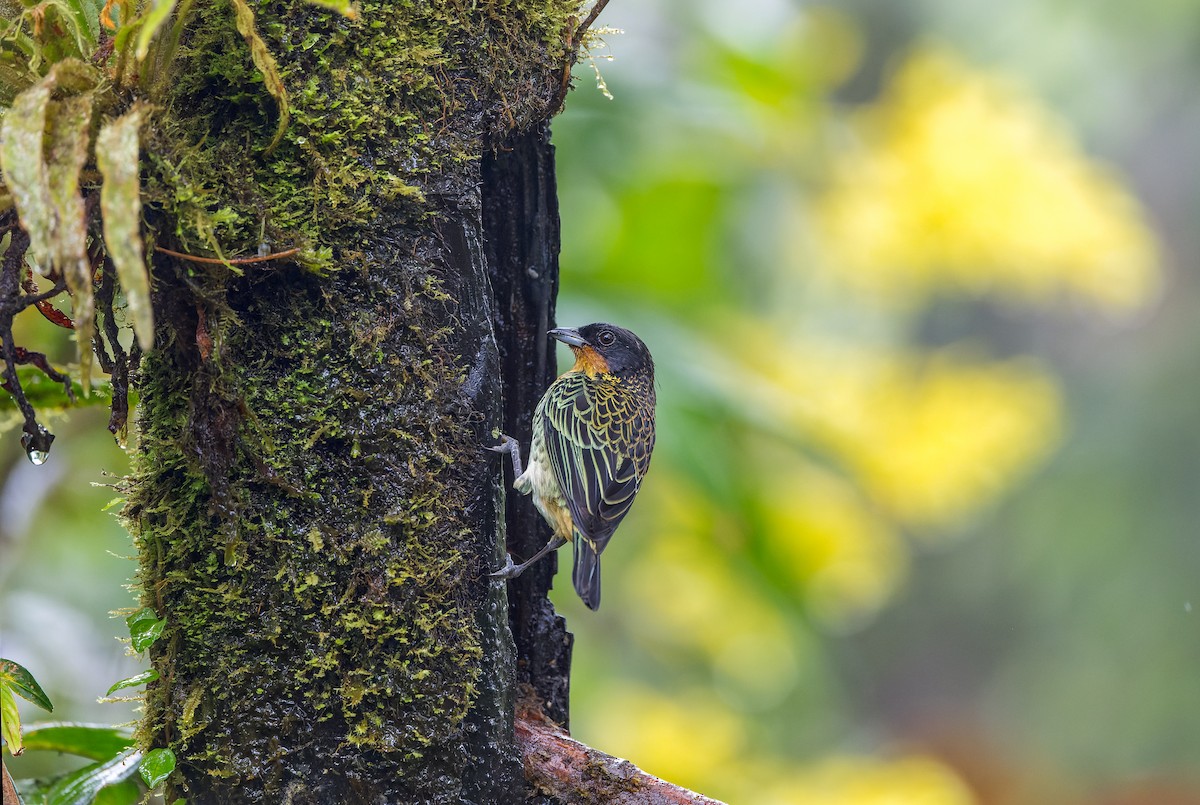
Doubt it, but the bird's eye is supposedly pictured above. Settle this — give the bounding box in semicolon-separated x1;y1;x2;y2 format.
597;330;616;347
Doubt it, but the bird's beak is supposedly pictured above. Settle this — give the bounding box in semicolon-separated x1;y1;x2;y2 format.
548;327;587;348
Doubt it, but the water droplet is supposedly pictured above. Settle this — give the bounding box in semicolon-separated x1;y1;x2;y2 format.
20;425;54;466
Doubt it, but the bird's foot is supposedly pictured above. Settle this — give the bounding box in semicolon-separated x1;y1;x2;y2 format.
489;536;567;580
485;434;523;477
489;552;525;580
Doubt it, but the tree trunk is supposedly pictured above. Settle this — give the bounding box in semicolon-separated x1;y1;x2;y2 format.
123;2;578;801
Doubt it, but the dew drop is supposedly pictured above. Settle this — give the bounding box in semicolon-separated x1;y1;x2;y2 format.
20;425;54;466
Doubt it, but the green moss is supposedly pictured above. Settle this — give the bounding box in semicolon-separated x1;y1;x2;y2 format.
140;0;579;266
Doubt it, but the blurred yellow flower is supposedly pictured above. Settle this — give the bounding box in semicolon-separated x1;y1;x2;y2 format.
584;683;747;793
762;755;977;805
622;479;803;703
817;350;1063;532
581;681;977;805
706;325;1063;533
761;462;907;628
816;47;1160;310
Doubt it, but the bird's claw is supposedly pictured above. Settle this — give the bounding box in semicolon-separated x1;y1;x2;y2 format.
489;553;521;579
485;434;523;477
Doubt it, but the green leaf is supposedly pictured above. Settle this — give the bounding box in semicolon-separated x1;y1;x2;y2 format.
0;367;110;415
0;659;54;713
229;0;289;152
104;670;159;697
30;0;99;58
1;684;23;755
0;80;54;271
46;89;97;393
133;0;180;60
301;0;359;19
20;723;134;761
1;60;101;392
137;747;175;788
43;748;141;805
96;106;153;352
125;608;166;652
92;779;141;805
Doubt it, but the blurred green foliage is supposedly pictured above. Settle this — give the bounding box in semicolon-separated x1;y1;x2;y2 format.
549;1;1199;803
3;1;1199;804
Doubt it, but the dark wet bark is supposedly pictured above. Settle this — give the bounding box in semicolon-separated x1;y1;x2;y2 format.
482;123;574;730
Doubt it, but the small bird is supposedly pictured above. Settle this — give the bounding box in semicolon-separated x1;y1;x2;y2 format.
489;323;656;610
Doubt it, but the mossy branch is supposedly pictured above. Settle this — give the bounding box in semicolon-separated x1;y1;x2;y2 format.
516;695;726;805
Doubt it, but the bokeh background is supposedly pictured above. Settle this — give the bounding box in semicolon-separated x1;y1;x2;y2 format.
4;0;1199;802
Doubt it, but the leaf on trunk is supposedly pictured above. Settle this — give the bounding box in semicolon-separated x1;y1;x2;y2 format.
137;748;175;788
229;0;290;153
125;607;166;652
20;723;134;761
96;106;153;351
103;669;159;697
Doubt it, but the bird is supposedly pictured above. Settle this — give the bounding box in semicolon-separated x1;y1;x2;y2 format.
489;323;656;610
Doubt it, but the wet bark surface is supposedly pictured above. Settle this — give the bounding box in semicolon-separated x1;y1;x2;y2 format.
482;124;574;731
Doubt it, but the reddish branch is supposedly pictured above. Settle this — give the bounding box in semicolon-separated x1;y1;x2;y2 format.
154;245;300;265
21;267;74;329
516;696;726;805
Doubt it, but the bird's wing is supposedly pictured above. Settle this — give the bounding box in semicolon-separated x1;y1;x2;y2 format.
542;374;653;551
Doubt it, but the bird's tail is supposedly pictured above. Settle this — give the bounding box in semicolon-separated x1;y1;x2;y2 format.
572;537;602;611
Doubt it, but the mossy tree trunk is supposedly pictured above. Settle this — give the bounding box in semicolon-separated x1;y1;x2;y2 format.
124;2;579;801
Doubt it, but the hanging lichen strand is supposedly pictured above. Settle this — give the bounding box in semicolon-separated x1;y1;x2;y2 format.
117;0;582;801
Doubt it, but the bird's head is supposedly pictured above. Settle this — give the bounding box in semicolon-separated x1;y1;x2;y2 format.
550;323;654;378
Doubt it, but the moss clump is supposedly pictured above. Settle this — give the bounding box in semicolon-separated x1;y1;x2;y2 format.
142;0;579;265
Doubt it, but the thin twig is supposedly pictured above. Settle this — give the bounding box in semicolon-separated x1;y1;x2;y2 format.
155;245;300;265
546;0;613;118
574;0;611;47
